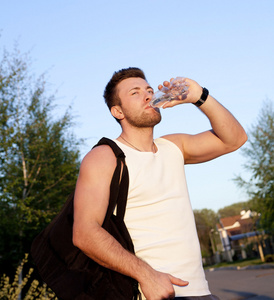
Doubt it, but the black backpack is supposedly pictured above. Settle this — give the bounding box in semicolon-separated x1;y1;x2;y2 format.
31;137;141;300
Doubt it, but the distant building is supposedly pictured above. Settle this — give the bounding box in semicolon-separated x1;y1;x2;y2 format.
217;210;263;261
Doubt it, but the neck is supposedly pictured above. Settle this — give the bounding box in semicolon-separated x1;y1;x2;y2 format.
118;128;156;153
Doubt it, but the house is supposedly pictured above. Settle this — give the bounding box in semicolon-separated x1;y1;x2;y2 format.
216;210;263;261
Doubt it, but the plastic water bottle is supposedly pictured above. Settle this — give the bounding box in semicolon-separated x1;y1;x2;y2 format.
149;77;188;108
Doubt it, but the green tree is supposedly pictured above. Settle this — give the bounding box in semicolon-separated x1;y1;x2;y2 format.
234;99;274;234
0;254;57;299
193;209;218;257
0;46;82;274
217;201;253;218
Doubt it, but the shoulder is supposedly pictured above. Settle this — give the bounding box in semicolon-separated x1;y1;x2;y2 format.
74;144;118;228
79;144;117;179
160;133;190;153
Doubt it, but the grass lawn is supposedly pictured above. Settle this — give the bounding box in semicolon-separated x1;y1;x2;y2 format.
204;258;267;269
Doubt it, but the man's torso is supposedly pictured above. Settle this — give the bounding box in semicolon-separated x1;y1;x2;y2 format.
114;138;210;297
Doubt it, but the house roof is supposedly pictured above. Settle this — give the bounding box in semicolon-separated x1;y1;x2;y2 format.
217;211;255;236
239;218;253;226
219;215;241;227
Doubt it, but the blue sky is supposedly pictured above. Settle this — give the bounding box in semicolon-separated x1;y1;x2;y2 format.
1;0;273;211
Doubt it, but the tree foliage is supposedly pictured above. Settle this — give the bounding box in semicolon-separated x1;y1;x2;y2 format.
217;201;253;219
0;254;57;299
193;209;218;257
0;46;82;274
234;99;274;234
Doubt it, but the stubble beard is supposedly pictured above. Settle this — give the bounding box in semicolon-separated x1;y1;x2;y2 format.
123;109;161;128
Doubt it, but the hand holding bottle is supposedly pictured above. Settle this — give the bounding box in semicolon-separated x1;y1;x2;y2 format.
149;77;189;108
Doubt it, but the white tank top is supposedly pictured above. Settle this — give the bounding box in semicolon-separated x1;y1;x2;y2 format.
114;138;210;297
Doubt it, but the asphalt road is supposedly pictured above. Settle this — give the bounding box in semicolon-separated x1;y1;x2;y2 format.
205;266;274;300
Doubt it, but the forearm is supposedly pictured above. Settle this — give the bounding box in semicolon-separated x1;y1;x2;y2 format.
162;77;247;150
73;223;188;299
73;222;152;283
198;95;247;150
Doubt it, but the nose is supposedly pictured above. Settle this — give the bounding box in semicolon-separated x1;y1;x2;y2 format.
144;90;153;102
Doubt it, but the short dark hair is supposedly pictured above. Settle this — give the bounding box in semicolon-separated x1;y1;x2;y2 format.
103;67;147;112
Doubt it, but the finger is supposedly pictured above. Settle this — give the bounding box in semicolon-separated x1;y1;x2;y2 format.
162;102;172;109
168;274;189;287
162;99;181;109
163;80;171;87
158;81;170;90
162;100;178;109
158;85;170;93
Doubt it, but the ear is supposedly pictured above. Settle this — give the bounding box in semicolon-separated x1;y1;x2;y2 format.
111;105;124;121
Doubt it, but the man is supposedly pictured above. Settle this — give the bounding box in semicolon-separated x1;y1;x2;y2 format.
73;67;247;299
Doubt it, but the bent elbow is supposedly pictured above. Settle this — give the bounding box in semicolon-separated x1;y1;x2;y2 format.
243;131;248;144
72;234;79;249
72;221;101;251
72;225;83;249
238;130;248;148
230;130;248;152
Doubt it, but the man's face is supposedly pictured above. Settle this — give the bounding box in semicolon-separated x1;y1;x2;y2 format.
116;77;161;128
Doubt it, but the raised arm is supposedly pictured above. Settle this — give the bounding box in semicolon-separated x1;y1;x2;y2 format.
72;145;188;299
161;78;248;164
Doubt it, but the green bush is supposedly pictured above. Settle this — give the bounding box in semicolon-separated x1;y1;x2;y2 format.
0;254;57;300
265;254;274;262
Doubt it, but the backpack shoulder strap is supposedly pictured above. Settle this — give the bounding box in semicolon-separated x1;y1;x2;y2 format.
94;137;125;159
93;137;129;224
